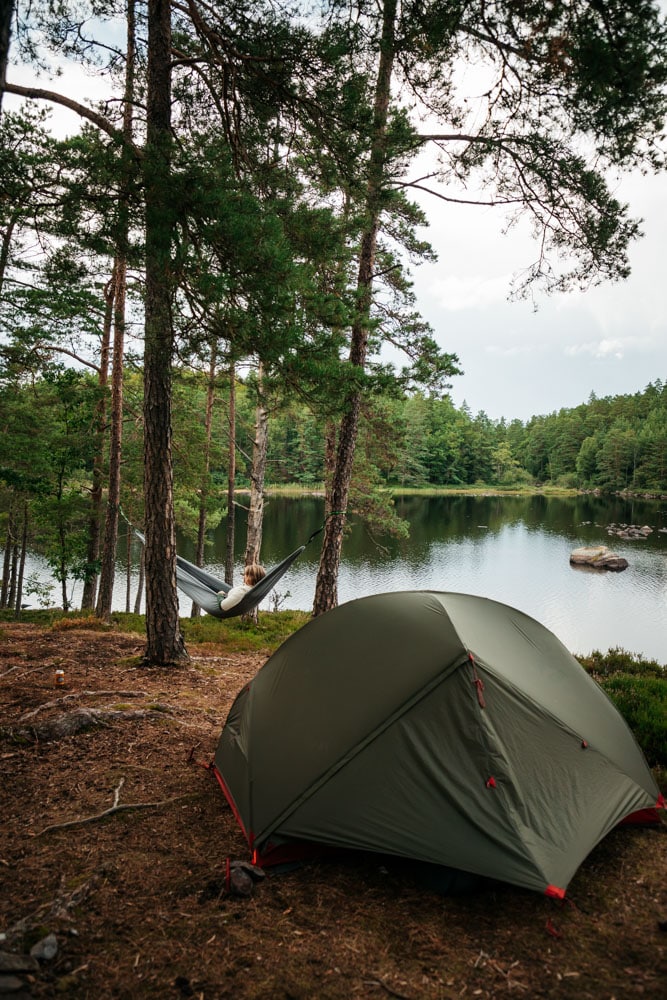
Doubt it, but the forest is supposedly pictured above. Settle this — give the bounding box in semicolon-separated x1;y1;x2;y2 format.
2;366;667;617
2;2;667;661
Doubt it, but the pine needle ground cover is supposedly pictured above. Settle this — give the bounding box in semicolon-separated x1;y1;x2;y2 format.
0;618;665;999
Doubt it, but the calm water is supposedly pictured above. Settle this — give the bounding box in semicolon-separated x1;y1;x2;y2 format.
20;494;667;662
172;493;667;662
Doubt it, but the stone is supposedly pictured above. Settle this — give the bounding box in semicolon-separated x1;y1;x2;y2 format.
0;954;38;974
228;867;254;898
0;975;25;993
570;546;628;571
29;933;57;962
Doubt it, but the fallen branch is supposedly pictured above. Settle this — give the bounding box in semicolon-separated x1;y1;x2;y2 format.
365;978;413;1000
0;664;47;679
19;691;149;722
6;706;176;744
34;777;199;836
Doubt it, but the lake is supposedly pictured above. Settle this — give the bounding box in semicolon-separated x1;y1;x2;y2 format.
175;493;667;662
19;494;667;662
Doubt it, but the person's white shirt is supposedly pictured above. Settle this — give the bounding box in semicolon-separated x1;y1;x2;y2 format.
218;583;251;611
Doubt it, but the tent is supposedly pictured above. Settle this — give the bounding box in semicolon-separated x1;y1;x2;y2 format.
212;591;664;897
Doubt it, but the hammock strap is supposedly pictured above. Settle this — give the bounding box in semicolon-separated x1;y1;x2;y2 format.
304;510;347;546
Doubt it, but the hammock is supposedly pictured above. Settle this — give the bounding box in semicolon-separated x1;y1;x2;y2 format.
135;519;331;620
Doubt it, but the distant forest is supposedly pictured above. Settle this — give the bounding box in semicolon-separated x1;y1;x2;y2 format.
226;377;667;494
262;377;667;496
2;369;666;542
3;363;667;610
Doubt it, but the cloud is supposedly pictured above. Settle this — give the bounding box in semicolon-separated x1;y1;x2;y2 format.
424;273;514;311
564;339;625;360
486;342;537;357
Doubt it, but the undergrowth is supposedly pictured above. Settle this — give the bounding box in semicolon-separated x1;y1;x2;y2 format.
576;646;665;678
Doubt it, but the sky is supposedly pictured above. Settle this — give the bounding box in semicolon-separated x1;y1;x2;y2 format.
6;16;667;425
407;161;667;423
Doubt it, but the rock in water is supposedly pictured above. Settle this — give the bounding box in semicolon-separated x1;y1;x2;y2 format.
569;546;628;571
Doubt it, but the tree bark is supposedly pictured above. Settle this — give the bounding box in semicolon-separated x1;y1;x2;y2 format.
142;0;188;665
313;0;397;616
8;540;18;609
1;506;14;608
225;360;236;586
80;268;114;610
191;342;217;616
96;257;126;619
244;363;269;620
0;0;13;115
0;212;17;298
245;363;268;567
133;543;145;614
13;502;27;619
95;0;136;621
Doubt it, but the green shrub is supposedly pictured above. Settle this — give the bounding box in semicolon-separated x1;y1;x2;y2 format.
577;647;665;678
598;675;667;769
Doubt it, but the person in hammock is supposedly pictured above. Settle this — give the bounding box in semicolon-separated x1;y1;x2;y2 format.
217;563;266;611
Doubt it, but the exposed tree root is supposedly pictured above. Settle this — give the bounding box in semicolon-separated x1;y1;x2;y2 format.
6;706;175;743
19;691;149;722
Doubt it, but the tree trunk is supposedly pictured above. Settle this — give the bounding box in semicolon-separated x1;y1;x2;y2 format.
244;363;269;621
245;363;268;566
0;212;17;299
58;507;68;611
225;360;236;586
95;0;135;621
96;257;126;619
14;502;27;619
125;527;132;613
0;0;13;115
191;342;217;616
142;0;187;665
1;506;14;608
313;0;397;616
95;256;125;616
7;540;18;610
133;543;145;614
80;268;114;610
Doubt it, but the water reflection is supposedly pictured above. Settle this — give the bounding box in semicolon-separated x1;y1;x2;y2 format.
196;494;667;662
18;494;667;663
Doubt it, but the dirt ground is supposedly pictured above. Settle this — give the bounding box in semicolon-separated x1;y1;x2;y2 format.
1;621;666;1000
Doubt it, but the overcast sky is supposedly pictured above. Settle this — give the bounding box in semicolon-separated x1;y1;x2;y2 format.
408;160;667;423
7;13;667;425
405;0;667;425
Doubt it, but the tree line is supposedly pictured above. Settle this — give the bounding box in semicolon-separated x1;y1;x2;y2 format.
2;367;666;618
2;1;667;664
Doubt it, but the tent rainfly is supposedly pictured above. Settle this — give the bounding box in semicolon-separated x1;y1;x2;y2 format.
213;591;664;898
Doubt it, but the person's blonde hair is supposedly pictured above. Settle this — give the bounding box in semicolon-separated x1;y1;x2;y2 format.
244;563;266;587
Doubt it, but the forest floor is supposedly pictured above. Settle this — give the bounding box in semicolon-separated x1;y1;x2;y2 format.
1;620;666;1000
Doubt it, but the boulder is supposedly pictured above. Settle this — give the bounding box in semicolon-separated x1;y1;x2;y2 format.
607;523;652;539
570;546;628;571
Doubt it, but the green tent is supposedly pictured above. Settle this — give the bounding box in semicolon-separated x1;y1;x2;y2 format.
213;591;664;897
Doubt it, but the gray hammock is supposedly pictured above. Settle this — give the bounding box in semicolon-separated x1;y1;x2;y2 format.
135;521;328;620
